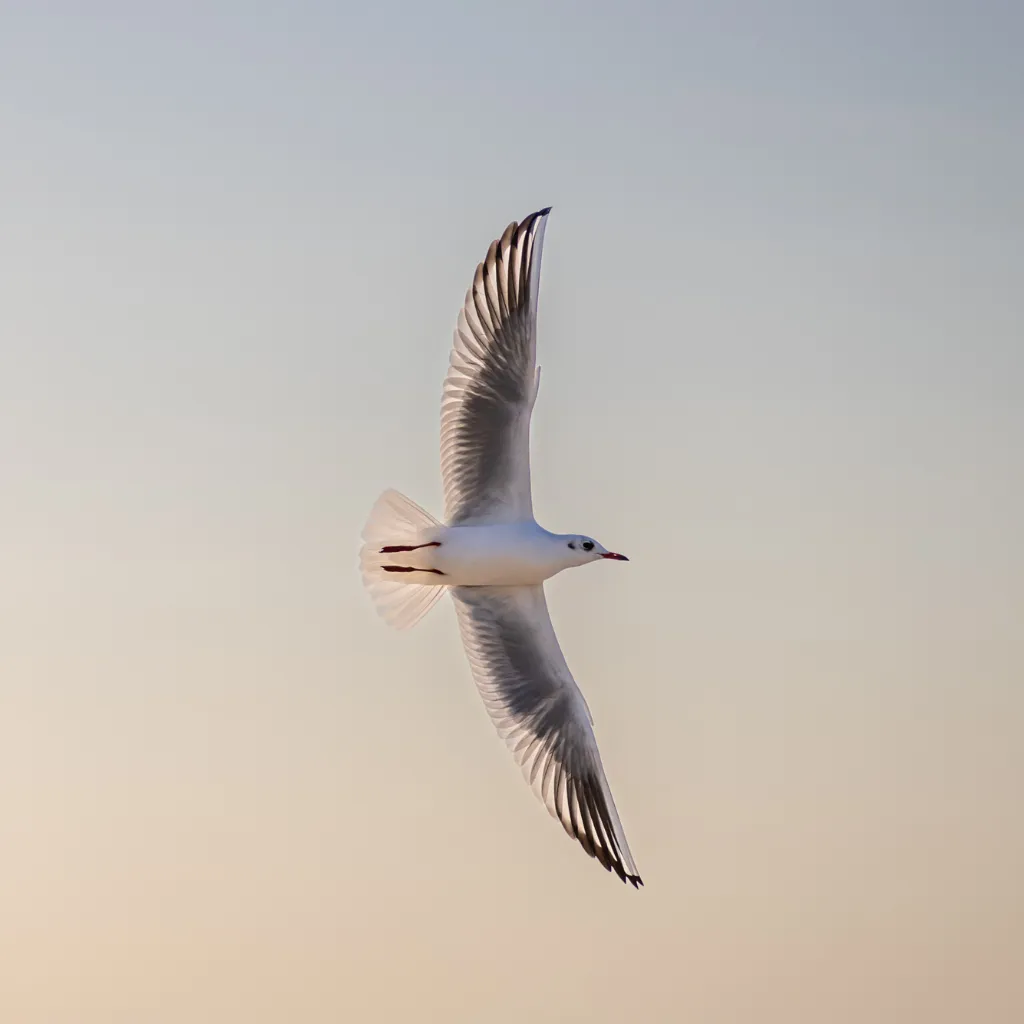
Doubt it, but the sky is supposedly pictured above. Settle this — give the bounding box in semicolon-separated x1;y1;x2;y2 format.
1;2;1022;1022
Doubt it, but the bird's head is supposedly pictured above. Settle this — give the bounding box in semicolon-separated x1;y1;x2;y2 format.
563;535;629;567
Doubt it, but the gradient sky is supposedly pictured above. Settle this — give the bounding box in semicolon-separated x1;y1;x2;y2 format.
1;3;1022;1022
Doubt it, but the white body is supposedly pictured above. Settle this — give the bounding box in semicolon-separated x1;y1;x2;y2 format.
418;522;579;586
359;209;642;887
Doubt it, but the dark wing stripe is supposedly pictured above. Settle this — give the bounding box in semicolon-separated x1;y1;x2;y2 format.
567;781;595;857
586;781;626;880
483;242;504;328
569;790;590;856
586;786;611;866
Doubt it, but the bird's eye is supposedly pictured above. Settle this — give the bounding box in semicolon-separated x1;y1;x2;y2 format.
567;542;576;549
582;541;594;552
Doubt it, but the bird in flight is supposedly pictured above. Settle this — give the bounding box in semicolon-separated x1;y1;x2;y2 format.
361;208;641;887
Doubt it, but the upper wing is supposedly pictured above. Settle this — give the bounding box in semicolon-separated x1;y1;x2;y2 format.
440;209;550;525
451;584;642;887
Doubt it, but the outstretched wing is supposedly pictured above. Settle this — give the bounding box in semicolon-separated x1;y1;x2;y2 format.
451;584;642;887
440;209;550;526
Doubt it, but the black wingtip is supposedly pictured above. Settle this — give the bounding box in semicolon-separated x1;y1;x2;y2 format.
538;206;552;216
627;874;644;889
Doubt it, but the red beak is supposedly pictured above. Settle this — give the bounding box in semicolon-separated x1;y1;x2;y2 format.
601;552;629;561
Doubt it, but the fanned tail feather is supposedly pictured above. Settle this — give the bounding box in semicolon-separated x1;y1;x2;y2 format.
360;489;446;630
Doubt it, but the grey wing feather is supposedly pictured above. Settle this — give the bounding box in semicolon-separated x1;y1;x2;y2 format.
452;584;643;887
440;209;550;525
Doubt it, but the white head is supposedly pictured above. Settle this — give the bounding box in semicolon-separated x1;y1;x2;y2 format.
561;534;629;568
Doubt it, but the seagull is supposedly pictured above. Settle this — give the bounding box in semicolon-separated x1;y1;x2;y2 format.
360;208;642;887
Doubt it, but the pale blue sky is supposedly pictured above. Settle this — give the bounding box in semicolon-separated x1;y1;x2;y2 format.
1;4;1022;1022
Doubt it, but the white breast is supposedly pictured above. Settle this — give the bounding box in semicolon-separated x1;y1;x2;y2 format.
433;522;563;587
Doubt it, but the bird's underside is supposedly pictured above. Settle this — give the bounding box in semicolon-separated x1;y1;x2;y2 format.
360;209;642;887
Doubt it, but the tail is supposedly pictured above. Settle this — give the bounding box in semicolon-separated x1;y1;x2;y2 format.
360;489;446;630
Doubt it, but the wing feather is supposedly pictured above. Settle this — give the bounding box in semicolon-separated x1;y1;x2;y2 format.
451;584;642;887
440;209;550;525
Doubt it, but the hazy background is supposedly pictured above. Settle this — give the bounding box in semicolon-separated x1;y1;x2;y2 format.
1;3;1021;1022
